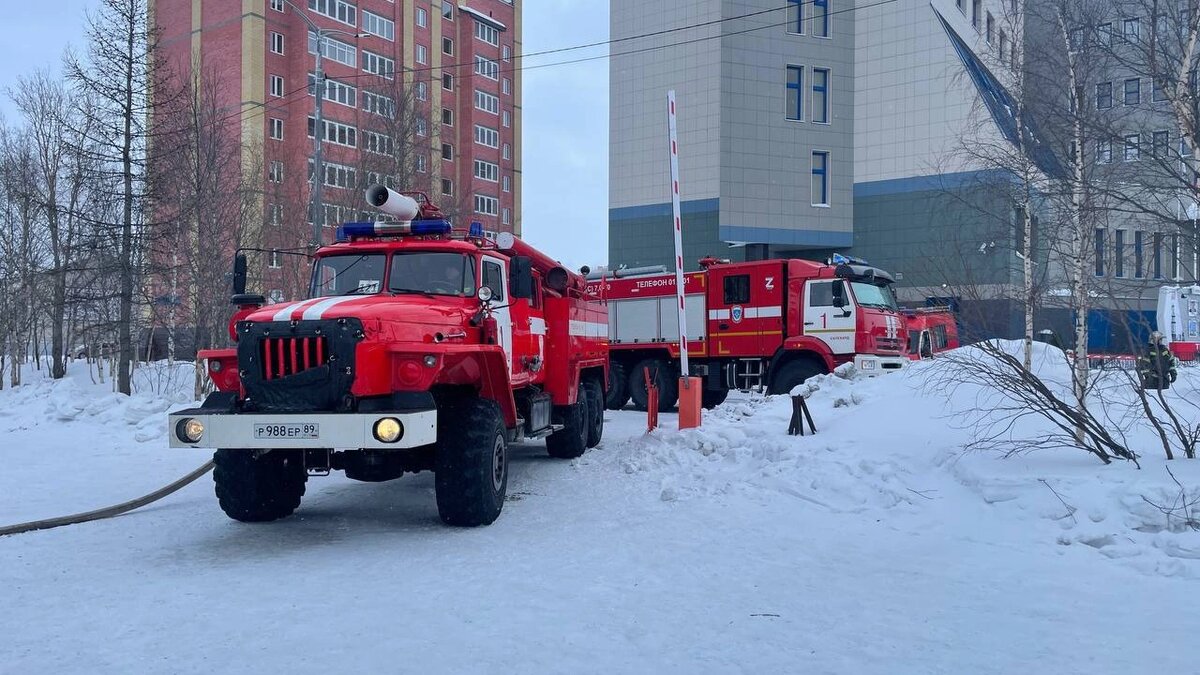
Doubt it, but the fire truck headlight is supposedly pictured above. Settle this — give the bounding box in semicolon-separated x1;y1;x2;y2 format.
209;359;223;373
176;418;205;443
373;417;403;443
423;355;438;368
477;286;494;303
860;359;876;370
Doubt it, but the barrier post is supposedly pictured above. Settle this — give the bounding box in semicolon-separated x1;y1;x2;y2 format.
667;90;701;430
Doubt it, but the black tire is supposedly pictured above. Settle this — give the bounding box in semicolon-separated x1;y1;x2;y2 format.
547;383;588;459
701;388;730;409
768;359;825;395
605;362;630;410
628;359;678;412
435;397;508;527
213;449;307;523
583;378;604;448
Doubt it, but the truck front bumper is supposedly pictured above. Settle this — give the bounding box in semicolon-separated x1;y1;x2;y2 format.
167;409;438;450
854;355;908;375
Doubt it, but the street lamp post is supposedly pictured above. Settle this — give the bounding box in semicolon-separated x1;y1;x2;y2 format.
279;0;365;248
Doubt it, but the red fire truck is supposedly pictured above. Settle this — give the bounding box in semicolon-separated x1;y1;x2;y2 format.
903;307;961;360
168;187;608;527
591;256;909;411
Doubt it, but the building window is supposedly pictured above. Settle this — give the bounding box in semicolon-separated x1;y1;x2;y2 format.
443;73;454;90
986;13;994;43
786;0;805;34
416;7;427;28
269;249;282;268
308;32;356;67
416;44;428;65
1096;82;1112;109
1135;230;1145;278
270;32;284;54
475;89;499;114
442;108;453;125
1124;78;1140;105
306;160;356;189
270;0;284;11
308;0;356;27
503;143;511;160
270;75;284;97
1153;130;1169;156
502;110;511;127
362;10;395;41
269;203;282;225
269;160;283;183
1172;232;1180;279
474;159;499;182
362;51;395;80
957;0;964;15
1115;229;1126;277
308;73;357;107
1098;22;1112;46
811;151;829;206
416;155;428;173
1095;228;1106;276
442;0;453;20
474;194;499;216
269;118;283;140
475;21;500;46
503;175;511;192
972;0;981;29
999;31;1007;63
362;91;395;117
502;207;511;225
442;178;454;196
442;143;453;161
814;0;829;37
363;130;394;155
307;117;357;148
475;124;499;148
1096;139;1111;163
503;78;511;95
416;117;428;136
1154;232;1164;279
416;81;428;101
786;65;803;120
1123;17;1140;42
1124;134;1140;161
812;68;830;124
502;45;511;61
475;55;500;81
443;37;454;55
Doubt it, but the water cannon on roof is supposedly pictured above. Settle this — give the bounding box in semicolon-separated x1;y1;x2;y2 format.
344;185;453;239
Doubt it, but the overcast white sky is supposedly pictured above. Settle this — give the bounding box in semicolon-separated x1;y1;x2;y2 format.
0;1;610;270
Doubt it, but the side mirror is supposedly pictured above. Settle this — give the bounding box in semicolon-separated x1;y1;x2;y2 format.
511;256;534;299
832;281;847;308
232;254;248;295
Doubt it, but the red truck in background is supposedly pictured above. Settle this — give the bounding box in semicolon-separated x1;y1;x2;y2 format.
168;187;607;527
903;307;961;360
589;255;910;411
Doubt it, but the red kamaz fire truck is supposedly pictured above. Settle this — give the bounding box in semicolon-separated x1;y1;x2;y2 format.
590;256;909;411
168;187;608;527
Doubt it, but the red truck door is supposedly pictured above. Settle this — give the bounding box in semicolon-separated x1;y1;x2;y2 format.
802;278;856;355
706;263;783;356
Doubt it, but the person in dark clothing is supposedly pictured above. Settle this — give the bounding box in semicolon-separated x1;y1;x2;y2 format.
1138;332;1178;391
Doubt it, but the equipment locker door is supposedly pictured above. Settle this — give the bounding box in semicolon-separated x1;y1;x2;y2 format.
706;268;758;356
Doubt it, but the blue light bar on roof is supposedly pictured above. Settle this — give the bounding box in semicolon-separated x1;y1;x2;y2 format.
336;219;453;240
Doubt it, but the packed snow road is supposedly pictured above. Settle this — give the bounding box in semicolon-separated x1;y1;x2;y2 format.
2;357;1198;673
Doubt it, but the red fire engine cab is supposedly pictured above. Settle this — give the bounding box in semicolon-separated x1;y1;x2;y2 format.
903;307;961;360
168;187;608;527
591;255;909;411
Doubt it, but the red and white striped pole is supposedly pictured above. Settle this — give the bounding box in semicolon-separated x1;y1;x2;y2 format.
668;90;701;429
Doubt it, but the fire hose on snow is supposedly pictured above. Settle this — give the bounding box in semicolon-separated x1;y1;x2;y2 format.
0;461;214;537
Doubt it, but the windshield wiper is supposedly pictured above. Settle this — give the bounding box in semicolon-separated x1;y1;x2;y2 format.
340;284;379;296
390;287;438;298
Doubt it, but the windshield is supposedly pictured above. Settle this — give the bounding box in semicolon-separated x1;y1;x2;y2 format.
389;252;477;297
311;254;387;297
850;282;899;311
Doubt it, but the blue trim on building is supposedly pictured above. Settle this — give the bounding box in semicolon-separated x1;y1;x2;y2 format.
719;225;852;247
609;198;720;221
853;169;1014;198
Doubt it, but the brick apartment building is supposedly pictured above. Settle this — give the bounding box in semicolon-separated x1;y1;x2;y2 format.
153;0;522;302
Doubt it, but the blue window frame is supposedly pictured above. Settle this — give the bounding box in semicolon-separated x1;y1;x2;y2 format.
812;151;829;206
786;65;803;120
814;0;829;37
1095;228;1106;276
1135;231;1144;278
1115;229;1125;277
786;0;804;34
812;68;830;123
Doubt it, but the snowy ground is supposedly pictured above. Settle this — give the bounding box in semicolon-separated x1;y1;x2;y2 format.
2;352;1199;673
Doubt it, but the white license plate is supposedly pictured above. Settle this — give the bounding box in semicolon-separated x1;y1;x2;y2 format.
253;423;320;440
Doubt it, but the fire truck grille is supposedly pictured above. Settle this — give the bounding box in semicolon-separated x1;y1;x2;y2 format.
260;336;330;380
875;337;903;353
